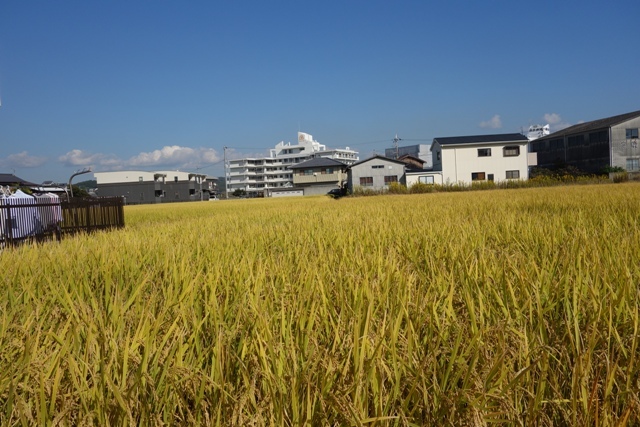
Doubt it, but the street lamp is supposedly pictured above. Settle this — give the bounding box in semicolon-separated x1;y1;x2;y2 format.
68;168;92;197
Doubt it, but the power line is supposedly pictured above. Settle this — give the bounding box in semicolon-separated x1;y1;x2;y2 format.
193;158;225;171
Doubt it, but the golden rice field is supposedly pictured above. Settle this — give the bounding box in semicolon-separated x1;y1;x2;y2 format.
2;183;640;426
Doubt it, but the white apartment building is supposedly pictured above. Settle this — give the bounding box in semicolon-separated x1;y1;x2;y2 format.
228;132;359;196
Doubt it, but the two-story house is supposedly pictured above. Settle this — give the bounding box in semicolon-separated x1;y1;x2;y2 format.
429;133;531;185
288;157;349;196
529;110;640;173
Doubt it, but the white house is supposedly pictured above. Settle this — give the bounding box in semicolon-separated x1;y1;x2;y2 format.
431;133;531;184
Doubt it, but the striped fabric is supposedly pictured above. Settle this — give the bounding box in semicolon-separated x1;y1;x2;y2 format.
0;190;62;241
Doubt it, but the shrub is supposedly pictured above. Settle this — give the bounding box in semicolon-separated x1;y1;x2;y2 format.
612;172;629;183
387;182;408;194
409;182;435;194
350;186;384;197
470;180;497;191
601;165;625;174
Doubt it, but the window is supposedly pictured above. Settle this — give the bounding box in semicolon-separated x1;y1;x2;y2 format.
372;165;384;169
139;176;143;182
155;190;163;197
590;130;608;144
471;172;486;181
174;176;179;182
478;148;491;157
437;152;441;161
322;168;333;174
384;175;398;185
419;176;434;184
627;128;639;139
550;138;564;150
568;135;584;147
360;177;373;186
506;170;520;179
626;158;639;171
488;174;494;181
303;169;314;175
503;146;520;157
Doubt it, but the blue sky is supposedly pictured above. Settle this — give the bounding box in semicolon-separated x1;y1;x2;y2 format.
1;0;639;183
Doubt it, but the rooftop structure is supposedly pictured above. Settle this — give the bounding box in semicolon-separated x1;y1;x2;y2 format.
527;124;550;141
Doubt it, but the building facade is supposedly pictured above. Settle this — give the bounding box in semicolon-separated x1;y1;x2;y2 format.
288;157;348;196
94;170;208;204
347;155;406;192
529;110;640;173
228;132;358;196
431;133;531;184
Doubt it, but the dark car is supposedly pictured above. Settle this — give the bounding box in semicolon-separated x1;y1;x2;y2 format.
327;188;345;198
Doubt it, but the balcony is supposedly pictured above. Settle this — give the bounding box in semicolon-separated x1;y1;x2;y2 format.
293;172;343;185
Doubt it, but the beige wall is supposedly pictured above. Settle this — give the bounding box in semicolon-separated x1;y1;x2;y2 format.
439;142;529;184
406;172;443;186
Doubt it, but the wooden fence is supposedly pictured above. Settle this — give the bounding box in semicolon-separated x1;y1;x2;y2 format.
0;196;125;247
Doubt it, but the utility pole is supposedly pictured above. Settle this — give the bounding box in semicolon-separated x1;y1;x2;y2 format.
223;146;229;199
393;134;402;159
194;166;204;201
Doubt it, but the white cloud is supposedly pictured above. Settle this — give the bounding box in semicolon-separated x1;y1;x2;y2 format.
543;113;562;125
58;149;122;169
58;146;221;171
479;115;502;129
2;151;47;168
126;146;220;168
541;113;574;132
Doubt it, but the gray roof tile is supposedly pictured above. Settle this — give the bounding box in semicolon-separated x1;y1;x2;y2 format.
535;110;640;141
434;133;528;145
288;157;347;169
